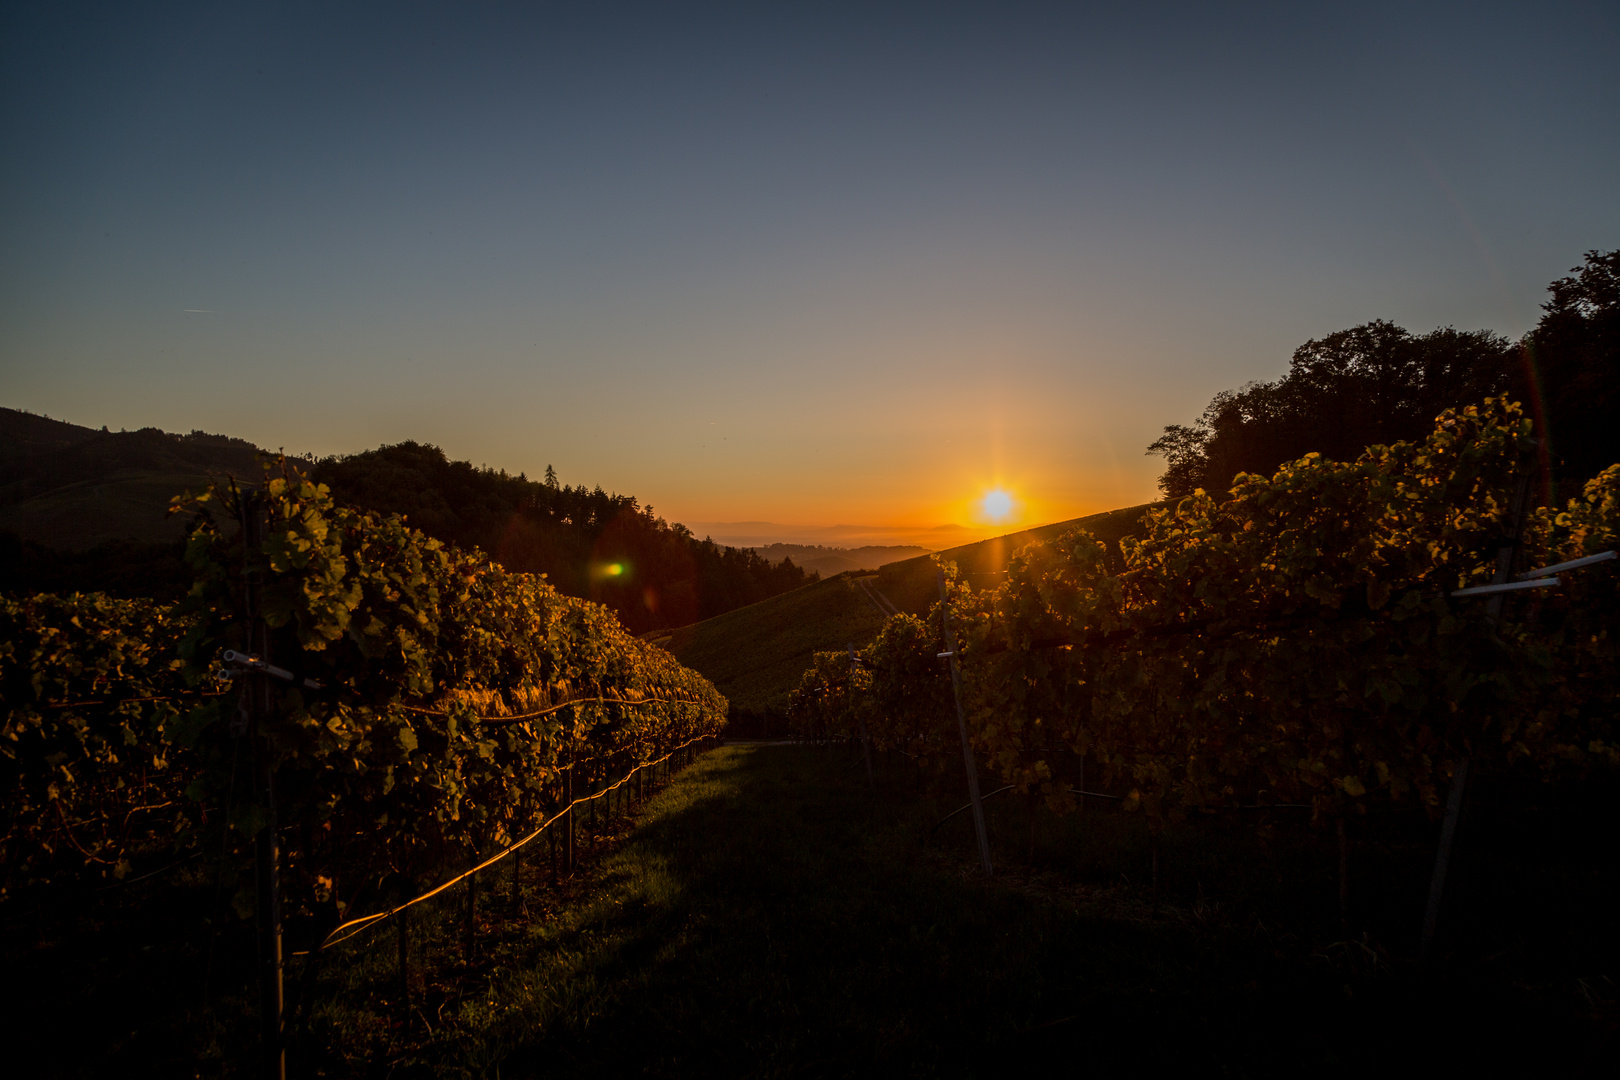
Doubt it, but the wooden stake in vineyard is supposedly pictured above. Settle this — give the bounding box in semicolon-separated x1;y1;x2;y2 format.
850;644;874;789
938;568;993;876
1421;444;1584;963
1424;539;1620;963
563;763;575;874
1421;456;1533;964
241;491;287;1080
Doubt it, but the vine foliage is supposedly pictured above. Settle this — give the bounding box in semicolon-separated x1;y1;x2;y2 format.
2;465;727;921
792;399;1620;832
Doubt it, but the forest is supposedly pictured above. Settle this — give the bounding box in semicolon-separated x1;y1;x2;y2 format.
310;443;814;634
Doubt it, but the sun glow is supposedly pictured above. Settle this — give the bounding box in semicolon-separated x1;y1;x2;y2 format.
897;473;1063;544
981;489;1014;522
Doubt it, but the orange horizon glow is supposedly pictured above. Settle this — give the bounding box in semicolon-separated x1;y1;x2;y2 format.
649;457;1153;543
659;473;1140;538
646;466;1143;549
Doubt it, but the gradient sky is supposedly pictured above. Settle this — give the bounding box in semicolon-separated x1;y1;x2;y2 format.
3;2;1617;543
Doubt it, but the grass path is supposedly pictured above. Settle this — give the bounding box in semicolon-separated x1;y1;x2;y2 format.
307;743;1608;1077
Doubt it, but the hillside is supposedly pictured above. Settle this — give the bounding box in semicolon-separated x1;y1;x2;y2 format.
0;409;267;549
654;572;889;726
0;408;819;633
662;503;1157;723
874;502;1156;616
310;442;815;634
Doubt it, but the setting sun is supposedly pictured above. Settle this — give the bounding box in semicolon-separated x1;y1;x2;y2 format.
982;489;1014;522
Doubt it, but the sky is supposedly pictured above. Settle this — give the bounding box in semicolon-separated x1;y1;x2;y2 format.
2;1;1617;546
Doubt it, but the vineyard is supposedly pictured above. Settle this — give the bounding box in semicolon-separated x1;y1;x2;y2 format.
790;398;1620;931
0;466;727;1072
6;398;1619;1073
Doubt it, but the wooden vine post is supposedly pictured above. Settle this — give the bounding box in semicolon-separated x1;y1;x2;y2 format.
939;568;993;875
1421;447;1534;964
850;644;874;789
396;908;409;1008
463;846;477;963
242;491;287;1080
511;804;522;906
563;763;575;874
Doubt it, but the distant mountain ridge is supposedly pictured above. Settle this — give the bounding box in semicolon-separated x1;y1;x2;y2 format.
0;407;818;634
746;543;929;578
683;520;973;549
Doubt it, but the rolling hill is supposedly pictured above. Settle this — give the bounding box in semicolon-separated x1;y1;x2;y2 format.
0;408;818;632
872;502;1155;616
0;408;268;549
660;502;1158;727
649;572;890;730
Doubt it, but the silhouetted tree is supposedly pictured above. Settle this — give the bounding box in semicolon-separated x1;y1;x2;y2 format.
1520;249;1620;493
1151;252;1620;499
1149;321;1514;497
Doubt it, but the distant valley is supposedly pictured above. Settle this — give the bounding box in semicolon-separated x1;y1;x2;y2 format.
683;520;978;550
744;543;929;577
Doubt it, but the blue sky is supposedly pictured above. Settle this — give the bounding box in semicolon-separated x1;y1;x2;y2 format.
3;1;1616;540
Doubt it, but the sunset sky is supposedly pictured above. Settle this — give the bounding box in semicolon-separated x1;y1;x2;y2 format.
3;2;1617;545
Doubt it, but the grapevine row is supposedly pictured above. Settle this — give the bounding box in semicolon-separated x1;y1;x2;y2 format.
791;398;1620;834
1;466;727;927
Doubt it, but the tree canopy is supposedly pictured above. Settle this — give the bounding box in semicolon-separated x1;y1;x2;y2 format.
1149;250;1620;499
1525;249;1620;488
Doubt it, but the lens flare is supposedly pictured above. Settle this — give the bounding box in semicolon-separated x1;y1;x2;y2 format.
605;562;624;577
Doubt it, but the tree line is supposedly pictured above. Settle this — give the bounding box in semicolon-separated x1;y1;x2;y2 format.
310;441;813;635
0;407;816;633
1150;249;1619;500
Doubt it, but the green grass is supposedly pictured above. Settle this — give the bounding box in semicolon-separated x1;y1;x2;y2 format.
659;574;888;716
660;504;1158;724
875;502;1158;616
0;469;215;548
11;744;1616;1077
0;411;266;549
